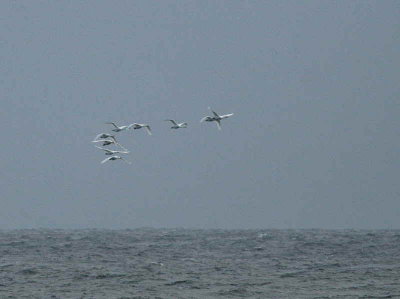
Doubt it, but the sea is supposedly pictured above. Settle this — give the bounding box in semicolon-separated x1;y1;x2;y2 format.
0;229;399;299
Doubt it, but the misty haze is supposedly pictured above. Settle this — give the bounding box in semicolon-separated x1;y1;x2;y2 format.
1;1;399;298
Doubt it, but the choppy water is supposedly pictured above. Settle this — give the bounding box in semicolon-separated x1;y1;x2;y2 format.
0;229;399;298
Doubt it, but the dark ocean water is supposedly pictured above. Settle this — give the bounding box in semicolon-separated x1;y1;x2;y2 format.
0;229;399;299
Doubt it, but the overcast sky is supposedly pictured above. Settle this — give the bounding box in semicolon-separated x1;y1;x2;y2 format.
1;1;399;229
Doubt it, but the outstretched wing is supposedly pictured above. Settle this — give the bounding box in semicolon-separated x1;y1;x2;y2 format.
105;122;119;129
101;157;112;164
208;107;220;118
145;126;152;135
93;133;107;141
108;135;117;142
212;111;220;118
200;116;209;123
165;119;177;126
216;119;222;130
114;149;130;154
95;145;113;153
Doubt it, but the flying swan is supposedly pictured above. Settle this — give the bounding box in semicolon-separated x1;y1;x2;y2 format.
164;119;188;129
200;107;234;130
101;155;131;164
95;146;129;155
92;139;127;150
131;123;152;135
105;122;136;132
93;133;117;142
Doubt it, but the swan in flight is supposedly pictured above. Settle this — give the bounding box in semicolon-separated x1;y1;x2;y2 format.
92;139;127;150
105;122;135;132
101;155;131;164
93;133;117;142
164;119;188;129
200;107;234;130
131;123;152;135
95;146;129;155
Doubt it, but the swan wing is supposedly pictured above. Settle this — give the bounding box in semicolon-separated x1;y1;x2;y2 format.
115;149;130;154
105;122;119;129
216;120;222;130
101;157;112;164
145;126;152;135
93;133;107;141
95;145;112;153
208;107;220;118
200;116;209;123
109;135;118;142
165;119;177;126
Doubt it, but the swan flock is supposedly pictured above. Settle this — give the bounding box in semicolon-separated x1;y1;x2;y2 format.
92;108;234;165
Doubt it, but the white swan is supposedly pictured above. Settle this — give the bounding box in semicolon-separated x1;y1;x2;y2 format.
105;122;135;132
101;155;131;164
200;107;234;130
164;119;188;129
93;133;117;142
92;139;127;150
95;146;129;155
132;123;152;135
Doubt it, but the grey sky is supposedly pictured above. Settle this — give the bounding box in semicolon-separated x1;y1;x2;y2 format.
1;1;399;229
